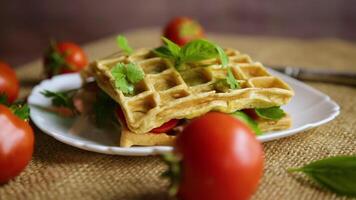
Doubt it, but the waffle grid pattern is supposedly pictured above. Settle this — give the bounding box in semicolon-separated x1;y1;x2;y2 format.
90;48;294;134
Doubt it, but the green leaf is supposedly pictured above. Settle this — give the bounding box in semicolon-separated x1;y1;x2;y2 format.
9;102;30;121
153;38;229;70
111;62;144;95
153;46;176;59
116;35;133;55
114;76;133;94
215;45;229;68
41;90;75;109
255;106;285;120
162;37;181;58
126;63;144;84
153;38;182;67
161;152;182;197
93;90;118;127
231;111;261;135
0;93;8;105
226;67;240;89
180;39;218;62
111;63;126;77
288;156;356;197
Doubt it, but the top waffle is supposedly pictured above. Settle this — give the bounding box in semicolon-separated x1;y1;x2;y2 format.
87;48;294;134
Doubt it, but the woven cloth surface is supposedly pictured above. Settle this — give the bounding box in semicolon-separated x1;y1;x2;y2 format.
1;28;356;200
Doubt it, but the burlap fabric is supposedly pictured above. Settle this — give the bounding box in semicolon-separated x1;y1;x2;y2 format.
1;28;355;200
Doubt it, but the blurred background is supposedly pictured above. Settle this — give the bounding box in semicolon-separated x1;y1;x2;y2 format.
1;0;355;67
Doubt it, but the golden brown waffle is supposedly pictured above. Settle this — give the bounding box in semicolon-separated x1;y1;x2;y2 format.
88;48;294;134
119;114;292;147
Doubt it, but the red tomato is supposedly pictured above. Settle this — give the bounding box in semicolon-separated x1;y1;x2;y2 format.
243;109;259;120
0;105;34;183
116;107;178;133
176;112;264;200
44;41;88;77
0;61;19;103
163;17;205;46
151;119;179;133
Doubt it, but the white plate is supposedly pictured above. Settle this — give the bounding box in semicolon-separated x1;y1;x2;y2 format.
28;70;340;156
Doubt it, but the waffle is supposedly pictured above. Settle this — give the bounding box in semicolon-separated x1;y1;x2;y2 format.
119;114;292;147
87;48;294;134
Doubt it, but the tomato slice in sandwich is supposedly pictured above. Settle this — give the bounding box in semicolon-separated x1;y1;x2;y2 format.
151;119;179;133
116;107;179;134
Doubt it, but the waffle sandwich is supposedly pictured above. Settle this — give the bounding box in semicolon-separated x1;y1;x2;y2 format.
83;45;294;147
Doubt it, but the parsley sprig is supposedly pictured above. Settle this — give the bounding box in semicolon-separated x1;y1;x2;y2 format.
41;90;76;111
111;62;144;95
154;37;239;90
116;35;133;55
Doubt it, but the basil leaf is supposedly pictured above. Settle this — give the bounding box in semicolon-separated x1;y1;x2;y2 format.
180;39;218;62
215;45;228;68
226;67;240;89
154;38;229;72
255;106;285;120
153;46;176;59
162;37;181;58
231;111;261;135
288;156;356;197
116;35;133;55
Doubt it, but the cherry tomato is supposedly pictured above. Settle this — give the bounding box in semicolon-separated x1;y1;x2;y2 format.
0;61;19;103
44;41;88;77
0;105;34;183
176;112;264;200
163;17;205;46
116;107;178;133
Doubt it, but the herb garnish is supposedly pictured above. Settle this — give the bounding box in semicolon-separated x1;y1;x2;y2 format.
10;102;30;121
154;37;239;89
111;62;144;95
93;90;118;127
116;35;133;55
154;37;228;69
255;106;285;120
231;111;261;135
161;152;182;196
288;156;356;197
0;94;30;121
226;68;240;89
0;93;8;105
41;90;76;111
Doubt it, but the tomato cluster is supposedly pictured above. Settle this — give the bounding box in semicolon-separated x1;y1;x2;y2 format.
0;62;34;183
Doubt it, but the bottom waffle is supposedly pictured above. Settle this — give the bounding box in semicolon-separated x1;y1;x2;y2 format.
119;114;292;147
